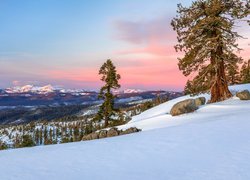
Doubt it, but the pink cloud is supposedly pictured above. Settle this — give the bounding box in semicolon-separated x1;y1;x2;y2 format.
113;16;174;44
111;15;186;90
116;43;176;57
113;15;177;57
48;68;99;82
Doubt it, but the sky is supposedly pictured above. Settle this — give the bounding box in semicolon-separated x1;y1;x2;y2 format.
0;0;249;91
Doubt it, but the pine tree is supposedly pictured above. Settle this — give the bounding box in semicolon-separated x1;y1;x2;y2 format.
171;0;250;102
0;140;8;150
21;134;35;147
95;59;121;127
35;129;39;145
225;55;242;85
184;80;194;95
39;129;43;145
240;59;250;83
44;126;48;145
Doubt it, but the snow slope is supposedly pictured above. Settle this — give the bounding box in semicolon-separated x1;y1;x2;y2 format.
1;84;250;180
129;83;250;125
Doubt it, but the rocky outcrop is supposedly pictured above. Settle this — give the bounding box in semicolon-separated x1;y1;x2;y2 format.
236;90;250;100
107;128;119;137
82;127;141;141
195;97;206;106
170;99;198;116
82;132;99;141
120;127;141;135
99;130;107;139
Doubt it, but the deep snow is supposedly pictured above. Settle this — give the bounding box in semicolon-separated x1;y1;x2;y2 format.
0;84;250;180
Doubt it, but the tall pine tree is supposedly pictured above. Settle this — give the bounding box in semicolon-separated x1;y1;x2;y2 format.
171;0;250;102
95;59;121;127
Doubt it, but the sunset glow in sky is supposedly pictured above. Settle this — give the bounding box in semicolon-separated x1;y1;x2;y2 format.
0;0;249;91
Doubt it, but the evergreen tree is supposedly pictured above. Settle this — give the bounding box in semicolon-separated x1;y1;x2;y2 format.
95;59;121;127
39;129;43;145
21;134;35;147
184;80;194;95
35;129;39;145
226;62;241;85
0;140;8;150
73;126;79;141
171;0;250;102
44;126;48;145
240;59;250;83
224;53;242;85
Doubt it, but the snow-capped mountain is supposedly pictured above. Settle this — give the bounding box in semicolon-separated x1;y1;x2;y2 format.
5;84;56;94
123;89;145;94
0;84;182;107
4;84;96;96
113;88;145;95
5;85;145;95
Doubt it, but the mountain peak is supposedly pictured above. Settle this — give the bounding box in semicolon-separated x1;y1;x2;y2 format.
5;84;56;94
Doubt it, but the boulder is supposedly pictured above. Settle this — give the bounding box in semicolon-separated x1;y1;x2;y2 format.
82;134;92;141
195;97;206;106
120;127;141;135
236;90;250;100
99;130;107;139
107;128;119;137
90;132;99;140
82;127;141;141
82;132;99;141
170;99;198;116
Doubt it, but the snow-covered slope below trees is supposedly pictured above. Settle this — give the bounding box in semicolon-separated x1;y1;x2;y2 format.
127;83;250;125
1;84;250;180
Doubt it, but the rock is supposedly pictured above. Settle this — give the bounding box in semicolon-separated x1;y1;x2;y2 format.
82;132;99;141
107;128;119;137
170;99;198;116
236;90;250;100
99;130;107;139
120;127;141;135
82;134;92;141
195;97;206;106
90;132;99;140
82;127;141;141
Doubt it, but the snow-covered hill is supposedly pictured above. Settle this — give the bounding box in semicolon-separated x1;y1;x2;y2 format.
1;84;250;180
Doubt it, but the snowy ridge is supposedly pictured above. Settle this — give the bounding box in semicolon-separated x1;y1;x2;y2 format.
5;84;56;94
5;85;147;95
113;88;145;94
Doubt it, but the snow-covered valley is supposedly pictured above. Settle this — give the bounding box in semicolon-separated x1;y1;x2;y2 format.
0;84;250;180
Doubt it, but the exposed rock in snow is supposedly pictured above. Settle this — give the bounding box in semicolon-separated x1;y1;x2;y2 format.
170;99;198;116
236;90;250;100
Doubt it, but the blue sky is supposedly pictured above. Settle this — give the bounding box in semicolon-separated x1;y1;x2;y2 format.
0;0;249;90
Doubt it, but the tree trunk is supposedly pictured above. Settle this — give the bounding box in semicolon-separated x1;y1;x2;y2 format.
210;47;232;103
104;117;109;127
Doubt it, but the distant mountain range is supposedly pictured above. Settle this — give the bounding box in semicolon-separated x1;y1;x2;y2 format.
0;85;183;106
0;85;183;124
4;84;90;95
4;85;145;95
